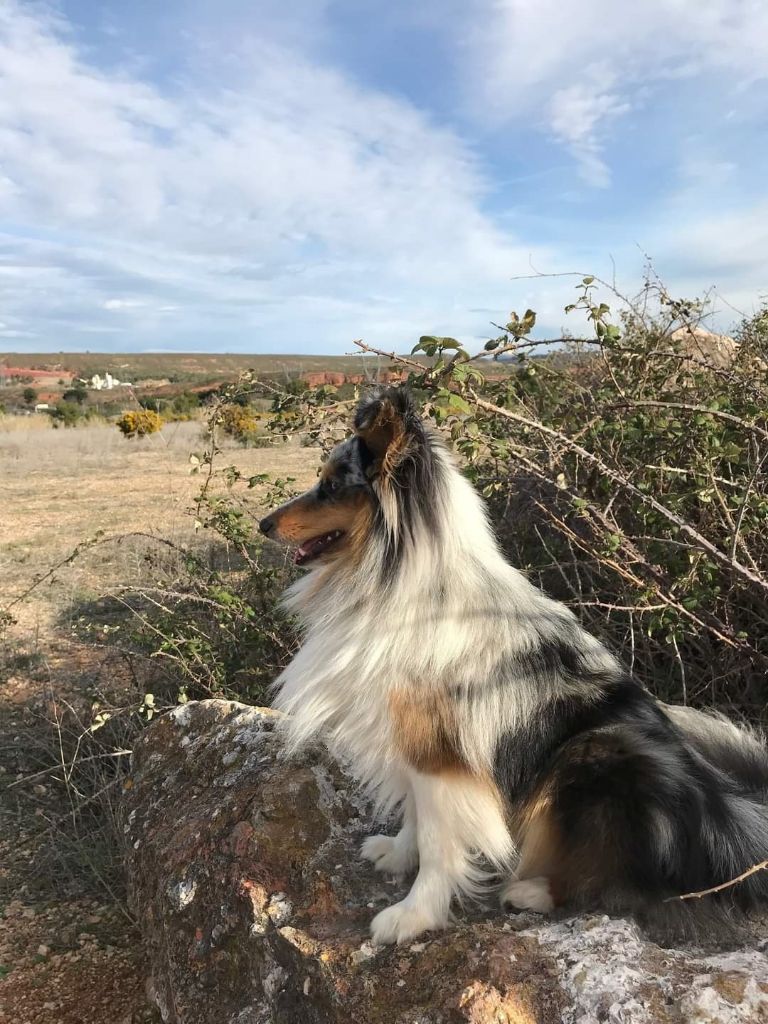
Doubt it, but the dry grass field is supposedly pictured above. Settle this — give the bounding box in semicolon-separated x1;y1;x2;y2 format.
0;415;318;1023
1;417;317;631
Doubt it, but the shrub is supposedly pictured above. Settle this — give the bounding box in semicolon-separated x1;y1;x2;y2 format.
48;400;84;427
22;386;37;405
63;385;88;405
116;409;163;437
171;391;200;417
434;290;767;718
126;512;296;701
218;403;262;445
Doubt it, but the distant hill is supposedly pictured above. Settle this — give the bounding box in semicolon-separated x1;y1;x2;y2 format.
1;343;591;395
0;352;410;384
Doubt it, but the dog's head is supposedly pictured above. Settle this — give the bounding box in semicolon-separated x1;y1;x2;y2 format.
259;386;433;567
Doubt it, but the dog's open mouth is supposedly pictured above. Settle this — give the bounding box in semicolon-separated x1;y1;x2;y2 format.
293;530;345;566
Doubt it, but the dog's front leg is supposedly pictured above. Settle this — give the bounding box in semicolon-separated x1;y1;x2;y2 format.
361;786;419;875
370;771;483;944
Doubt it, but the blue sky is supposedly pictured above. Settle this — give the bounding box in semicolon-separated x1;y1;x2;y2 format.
0;0;766;354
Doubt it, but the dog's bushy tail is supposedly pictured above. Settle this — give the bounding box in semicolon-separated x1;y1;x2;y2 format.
669;704;768;898
645;705;768;939
543;698;768;942
663;703;768;798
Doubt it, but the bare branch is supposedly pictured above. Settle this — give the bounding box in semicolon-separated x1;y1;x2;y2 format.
666;860;768;902
608;400;768;443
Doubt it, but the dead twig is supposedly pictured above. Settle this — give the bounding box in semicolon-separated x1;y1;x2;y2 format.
666;860;768;901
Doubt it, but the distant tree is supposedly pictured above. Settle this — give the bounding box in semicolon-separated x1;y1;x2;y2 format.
22;386;38;406
63;385;87;405
48;401;83;428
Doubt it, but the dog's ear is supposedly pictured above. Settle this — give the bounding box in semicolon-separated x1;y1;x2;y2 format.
354;387;419;478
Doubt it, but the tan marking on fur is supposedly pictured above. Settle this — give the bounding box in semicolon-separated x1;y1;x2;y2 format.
381;427;409;480
513;787;565;905
388;689;469;774
270;490;372;553
512;732;635;905
356;399;410;480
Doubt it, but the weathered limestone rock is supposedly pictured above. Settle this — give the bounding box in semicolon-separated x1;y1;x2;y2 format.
669;326;740;368
124;700;768;1024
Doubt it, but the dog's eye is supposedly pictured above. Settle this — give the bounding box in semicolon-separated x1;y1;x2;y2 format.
326;478;340;494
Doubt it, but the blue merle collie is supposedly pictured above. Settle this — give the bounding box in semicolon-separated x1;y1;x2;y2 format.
259;386;768;944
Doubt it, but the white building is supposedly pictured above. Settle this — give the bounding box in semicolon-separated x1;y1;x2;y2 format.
87;372;132;390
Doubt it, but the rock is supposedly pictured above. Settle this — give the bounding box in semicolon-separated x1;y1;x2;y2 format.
669;326;739;368
124;700;768;1024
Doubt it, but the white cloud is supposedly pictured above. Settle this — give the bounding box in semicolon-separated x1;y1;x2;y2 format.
0;0;555;350
464;0;768;185
548;70;630;188
103;298;146;311
0;0;763;351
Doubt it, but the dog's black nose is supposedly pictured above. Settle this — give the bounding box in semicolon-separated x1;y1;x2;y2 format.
259;515;276;537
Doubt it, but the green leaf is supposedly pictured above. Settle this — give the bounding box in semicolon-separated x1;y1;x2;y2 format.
465;366;485;384
417;335;461;351
448;395;472;415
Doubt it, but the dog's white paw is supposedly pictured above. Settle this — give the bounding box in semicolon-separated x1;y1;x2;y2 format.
500;876;554;913
370;899;444;944
361;834;418;875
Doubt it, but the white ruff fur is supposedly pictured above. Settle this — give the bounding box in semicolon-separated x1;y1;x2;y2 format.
272;443;620;942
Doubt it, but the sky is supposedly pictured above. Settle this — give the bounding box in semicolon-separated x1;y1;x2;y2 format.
0;0;766;354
